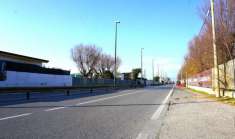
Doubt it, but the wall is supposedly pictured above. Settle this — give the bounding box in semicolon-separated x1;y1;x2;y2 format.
216;59;235;97
72;77;136;87
188;69;212;88
187;59;235;98
217;59;235;90
0;71;72;87
188;85;214;95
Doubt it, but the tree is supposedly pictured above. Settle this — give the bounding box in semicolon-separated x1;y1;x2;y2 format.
131;68;141;80
178;0;235;85
96;54;121;78
154;76;160;82
102;70;114;79
71;44;101;78
71;44;122;79
123;72;132;80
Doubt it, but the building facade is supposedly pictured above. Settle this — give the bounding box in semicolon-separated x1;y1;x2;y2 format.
0;51;72;87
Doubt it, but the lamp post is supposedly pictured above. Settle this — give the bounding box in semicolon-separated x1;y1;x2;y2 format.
152;59;155;85
114;21;120;88
141;48;144;79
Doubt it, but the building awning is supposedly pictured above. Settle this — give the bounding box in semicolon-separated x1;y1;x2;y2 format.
0;50;49;63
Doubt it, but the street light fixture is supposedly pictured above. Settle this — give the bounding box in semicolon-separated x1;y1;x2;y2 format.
114;21;120;88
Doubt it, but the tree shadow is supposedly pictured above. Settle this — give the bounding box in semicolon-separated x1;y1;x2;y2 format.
0;88;139;106
0;85;173;107
0;100;217;109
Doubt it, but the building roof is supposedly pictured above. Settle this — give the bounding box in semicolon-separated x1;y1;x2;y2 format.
0;50;49;63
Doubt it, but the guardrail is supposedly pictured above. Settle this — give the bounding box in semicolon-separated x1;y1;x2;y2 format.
0;85;143;100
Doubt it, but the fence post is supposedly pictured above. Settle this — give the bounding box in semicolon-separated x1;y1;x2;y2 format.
66;90;70;96
26;92;30;100
90;88;93;93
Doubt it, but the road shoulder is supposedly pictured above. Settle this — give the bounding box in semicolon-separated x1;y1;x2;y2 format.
159;88;235;139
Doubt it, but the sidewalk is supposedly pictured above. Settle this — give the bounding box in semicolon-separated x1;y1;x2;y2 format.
159;89;235;139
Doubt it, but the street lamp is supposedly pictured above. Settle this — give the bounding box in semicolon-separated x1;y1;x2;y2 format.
114;21;120;88
152;59;155;85
141;48;144;79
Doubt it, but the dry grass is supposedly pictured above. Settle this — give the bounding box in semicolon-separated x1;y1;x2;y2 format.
185;88;235;106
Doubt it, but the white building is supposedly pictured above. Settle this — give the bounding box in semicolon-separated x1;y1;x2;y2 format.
0;51;72;87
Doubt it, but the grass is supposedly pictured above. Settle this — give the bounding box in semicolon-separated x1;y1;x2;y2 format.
185;88;235;106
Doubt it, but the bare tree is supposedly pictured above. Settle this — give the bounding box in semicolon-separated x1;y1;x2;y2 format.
71;44;122;79
96;54;121;77
71;44;101;78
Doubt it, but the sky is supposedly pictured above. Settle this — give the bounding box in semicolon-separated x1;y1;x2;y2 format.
0;0;204;80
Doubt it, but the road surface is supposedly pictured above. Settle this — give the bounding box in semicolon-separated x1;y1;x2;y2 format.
0;85;174;139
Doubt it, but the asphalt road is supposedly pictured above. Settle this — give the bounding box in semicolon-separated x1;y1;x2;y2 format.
0;85;174;139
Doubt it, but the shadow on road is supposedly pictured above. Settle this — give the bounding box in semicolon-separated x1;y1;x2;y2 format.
0;88;138;107
0;100;217;109
0;85;174;107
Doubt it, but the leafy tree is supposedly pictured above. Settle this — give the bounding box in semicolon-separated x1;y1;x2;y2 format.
154;76;160;82
96;54;121;77
123;72;132;80
102;70;114;79
131;68;141;80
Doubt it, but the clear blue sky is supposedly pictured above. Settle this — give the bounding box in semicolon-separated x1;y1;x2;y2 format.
0;0;204;80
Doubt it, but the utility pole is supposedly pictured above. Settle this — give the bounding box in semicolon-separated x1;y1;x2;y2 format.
114;21;120;88
186;72;188;88
210;0;220;97
180;71;183;84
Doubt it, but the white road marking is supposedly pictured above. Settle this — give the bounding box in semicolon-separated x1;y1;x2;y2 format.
76;91;140;106
136;85;175;139
44;90;141;112
151;86;174;120
44;107;65;112
0;113;32;121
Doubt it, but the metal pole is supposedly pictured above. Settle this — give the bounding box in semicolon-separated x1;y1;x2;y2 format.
157;64;160;77
141;48;144;79
210;0;220;97
152;59;154;85
114;21;120;88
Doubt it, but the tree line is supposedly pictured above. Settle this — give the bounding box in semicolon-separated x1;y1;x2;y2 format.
178;0;235;80
71;44;121;79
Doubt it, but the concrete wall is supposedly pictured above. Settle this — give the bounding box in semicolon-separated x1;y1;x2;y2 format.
0;71;72;87
212;59;235;97
187;59;235;98
72;77;136;87
188;85;214;95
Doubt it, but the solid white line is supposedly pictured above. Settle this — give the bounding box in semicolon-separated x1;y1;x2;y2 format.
44;107;65;112
76;91;140;106
135;86;175;139
151;86;174;120
0;113;32;121
44;90;141;112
